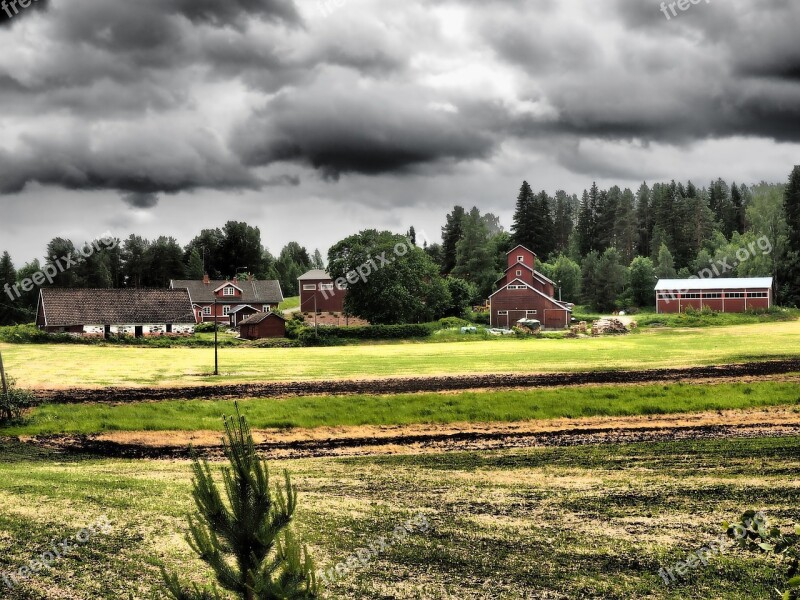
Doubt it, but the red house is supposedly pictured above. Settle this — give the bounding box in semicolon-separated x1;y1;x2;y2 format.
655;277;773;313
171;275;283;324
489;245;572;329
298;269;346;313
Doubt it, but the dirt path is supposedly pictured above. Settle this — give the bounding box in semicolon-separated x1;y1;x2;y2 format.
19;405;800;460
31;359;800;404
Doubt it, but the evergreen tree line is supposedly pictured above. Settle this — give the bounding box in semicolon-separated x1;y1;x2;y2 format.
0;221;325;324
422;166;800;312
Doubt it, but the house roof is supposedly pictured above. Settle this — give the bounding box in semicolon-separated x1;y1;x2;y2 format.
298;269;331;281
38;288;196;326
655;277;773;291
229;304;259;314
171;279;283;304
489;278;572;311
507;244;538;257
239;311;287;325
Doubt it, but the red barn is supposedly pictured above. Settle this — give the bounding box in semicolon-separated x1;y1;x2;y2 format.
298;269;346;313
239;312;287;339
655;278;773;313
489;245;572;329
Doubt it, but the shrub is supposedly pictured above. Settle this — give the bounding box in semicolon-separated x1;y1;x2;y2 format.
194;322;220;333
435;317;473;330
0;378;37;425
250;338;298;349
313;324;433;340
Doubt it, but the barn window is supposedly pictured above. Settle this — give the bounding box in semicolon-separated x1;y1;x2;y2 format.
703;293;722;299
497;310;508;316
508;284;527;290
726;292;745;298
303;284;316;291
516;270;522;276
222;306;231;316
517;256;524;263
223;287;235;296
747;292;768;298
682;293;701;299
262;305;270;312
202;307;212;316
526;310;538;316
320;283;334;290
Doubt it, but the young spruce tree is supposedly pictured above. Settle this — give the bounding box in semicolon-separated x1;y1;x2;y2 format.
162;406;318;600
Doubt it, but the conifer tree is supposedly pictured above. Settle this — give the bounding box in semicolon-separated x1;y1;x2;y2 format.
441;206;466;275
511;181;536;250
782;166;800;305
163;406;318;600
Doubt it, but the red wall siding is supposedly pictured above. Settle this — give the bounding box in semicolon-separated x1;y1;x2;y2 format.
656;289;771;313
241;316;286;339
299;279;346;313
491;288;569;329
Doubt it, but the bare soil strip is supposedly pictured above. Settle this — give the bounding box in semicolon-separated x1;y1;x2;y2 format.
19;406;800;460
31;358;800;404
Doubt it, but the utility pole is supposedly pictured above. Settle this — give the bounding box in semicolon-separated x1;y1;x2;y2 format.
214;298;219;376
314;293;318;331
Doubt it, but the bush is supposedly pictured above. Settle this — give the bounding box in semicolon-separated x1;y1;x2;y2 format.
469;311;490;325
435;317;473;330
249;338;298;348
194;322;220;333
294;323;433;345
0;379;37;425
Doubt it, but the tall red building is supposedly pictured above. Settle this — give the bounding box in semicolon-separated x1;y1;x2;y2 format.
489;245;572;329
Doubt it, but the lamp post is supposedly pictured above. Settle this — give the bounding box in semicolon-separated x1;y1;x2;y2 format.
214;298;219;376
557;279;562;302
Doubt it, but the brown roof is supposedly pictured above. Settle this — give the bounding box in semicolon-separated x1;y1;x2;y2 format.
239;311;287;326
39;288;196;326
171;279;283;304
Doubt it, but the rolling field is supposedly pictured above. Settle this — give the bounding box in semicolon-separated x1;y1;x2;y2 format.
0;437;796;599
3;321;800;388
4;381;800;436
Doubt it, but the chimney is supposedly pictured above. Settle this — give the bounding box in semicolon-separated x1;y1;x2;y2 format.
203;273;210;285
233;276;238;285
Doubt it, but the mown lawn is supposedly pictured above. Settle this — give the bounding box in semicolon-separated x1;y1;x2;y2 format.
4;381;800;436
0;436;797;599
2;321;800;388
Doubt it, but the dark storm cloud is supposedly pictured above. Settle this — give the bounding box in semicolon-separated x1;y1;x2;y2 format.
0;129;261;195
232;78;496;178
121;192;159;209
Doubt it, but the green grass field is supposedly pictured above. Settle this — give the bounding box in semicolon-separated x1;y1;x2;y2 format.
4;381;800;436
0;436;796;599
278;296;300;311
3;321;800;388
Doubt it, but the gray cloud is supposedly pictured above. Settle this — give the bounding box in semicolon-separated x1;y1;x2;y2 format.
121;191;160;209
0;0;799;198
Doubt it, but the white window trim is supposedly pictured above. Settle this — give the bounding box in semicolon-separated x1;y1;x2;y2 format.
202;307;212;315
222;287;235;296
222;306;231;316
302;284;317;291
497;310;508;316
526;310;538;315
516;270;522;276
517;256;524;262
319;283;334;290
262;305;271;312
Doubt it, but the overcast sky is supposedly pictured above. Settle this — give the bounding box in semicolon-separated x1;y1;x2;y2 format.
1;0;799;265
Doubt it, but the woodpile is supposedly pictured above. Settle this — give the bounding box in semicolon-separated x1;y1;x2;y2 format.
570;321;588;335
591;318;629;335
